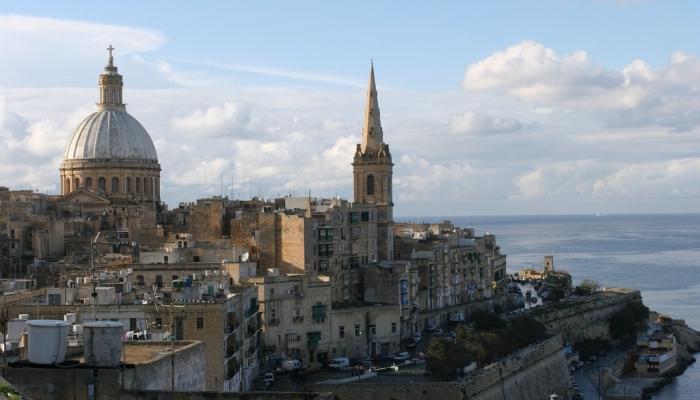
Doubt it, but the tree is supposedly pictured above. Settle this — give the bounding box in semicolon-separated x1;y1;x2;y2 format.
610;301;649;339
471;309;505;331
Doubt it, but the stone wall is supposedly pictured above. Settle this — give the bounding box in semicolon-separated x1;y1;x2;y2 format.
532;289;641;344
123;341;206;391
309;335;571;400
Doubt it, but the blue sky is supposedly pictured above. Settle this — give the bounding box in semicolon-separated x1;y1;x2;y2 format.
0;1;699;215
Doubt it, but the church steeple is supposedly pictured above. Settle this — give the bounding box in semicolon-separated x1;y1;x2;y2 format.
97;45;125;110
361;61;384;154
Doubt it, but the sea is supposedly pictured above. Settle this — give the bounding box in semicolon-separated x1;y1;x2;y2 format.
408;214;700;398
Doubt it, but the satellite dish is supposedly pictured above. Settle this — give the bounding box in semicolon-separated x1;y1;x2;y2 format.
241;252;249;262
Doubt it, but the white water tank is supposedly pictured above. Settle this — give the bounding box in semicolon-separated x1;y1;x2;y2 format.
26;320;69;364
83;321;123;367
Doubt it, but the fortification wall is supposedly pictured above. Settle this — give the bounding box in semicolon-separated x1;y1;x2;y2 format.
532;289;641;344
310;335;571;400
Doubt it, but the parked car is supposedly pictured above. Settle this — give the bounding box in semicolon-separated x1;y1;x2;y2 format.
304;362;322;374
413;332;422;343
328;357;350;370
392;352;410;361
425;324;437;332
432;328;444;336
281;359;302;371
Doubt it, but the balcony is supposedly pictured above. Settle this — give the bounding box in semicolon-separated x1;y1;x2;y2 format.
226;335;240;357
292;316;304;324
268;318;280;326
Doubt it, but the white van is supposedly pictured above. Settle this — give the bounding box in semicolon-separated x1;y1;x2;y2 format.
328;357;350;370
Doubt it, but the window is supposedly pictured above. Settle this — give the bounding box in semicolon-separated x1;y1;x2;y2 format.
163;256;169;263
349;212;360;224
111;177;119;193
154;318;162;329
391;322;397;333
172;275;178;281
197;317;204;329
194;255;200;262
319;259;328;273
126;177;132;193
136;275;145;286
318;228;334;241
9;229;14;239
355;324;361;336
135;177;141;193
130;318;137;331
319;244;333;257
74;177;80;189
287;333;299;344
86;177;93;188
366;174;375;195
369;325;376;336
270;288;275;296
361;211;369;222
155;275;163;288
65;178;71;192
98;177;106;192
339;325;345;339
311;304;327;323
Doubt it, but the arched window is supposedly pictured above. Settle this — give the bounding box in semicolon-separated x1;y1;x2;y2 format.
86;177;93;189
111;177;119;193
98;177;106;192
74;177;80;190
135;177;141;193
126;177;132;193
366;174;375;196
65;178;71;193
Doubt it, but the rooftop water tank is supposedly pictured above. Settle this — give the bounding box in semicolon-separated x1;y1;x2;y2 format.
83;321;123;367
26;320;69;364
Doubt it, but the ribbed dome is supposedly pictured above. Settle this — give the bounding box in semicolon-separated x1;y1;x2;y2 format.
63;109;158;161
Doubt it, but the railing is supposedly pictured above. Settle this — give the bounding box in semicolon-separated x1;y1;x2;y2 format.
268;318;280;326
293;316;304;323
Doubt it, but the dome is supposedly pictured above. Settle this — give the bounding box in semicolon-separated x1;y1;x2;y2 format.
63;109;158;161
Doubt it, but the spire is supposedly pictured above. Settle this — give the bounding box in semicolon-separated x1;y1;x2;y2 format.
361;61;383;154
97;45;125;110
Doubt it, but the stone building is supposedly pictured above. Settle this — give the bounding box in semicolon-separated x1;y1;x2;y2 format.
393;222;507;329
60;46;161;203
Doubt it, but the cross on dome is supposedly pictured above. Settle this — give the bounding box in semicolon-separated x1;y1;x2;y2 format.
107;44;115;66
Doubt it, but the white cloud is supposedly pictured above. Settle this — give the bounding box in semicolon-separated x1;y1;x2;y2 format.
593;159;700;198
171;101;250;138
464;40;700;134
463;40;620;101
447;111;523;135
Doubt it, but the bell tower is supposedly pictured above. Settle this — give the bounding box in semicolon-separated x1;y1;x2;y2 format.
353;63;394;261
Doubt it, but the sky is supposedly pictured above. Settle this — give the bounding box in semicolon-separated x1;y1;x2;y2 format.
0;1;699;216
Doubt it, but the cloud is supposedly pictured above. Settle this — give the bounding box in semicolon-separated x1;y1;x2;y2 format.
463;40;621;101
593;159;700;198
447;111;523;135
514;160;610;199
171;101;250;138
